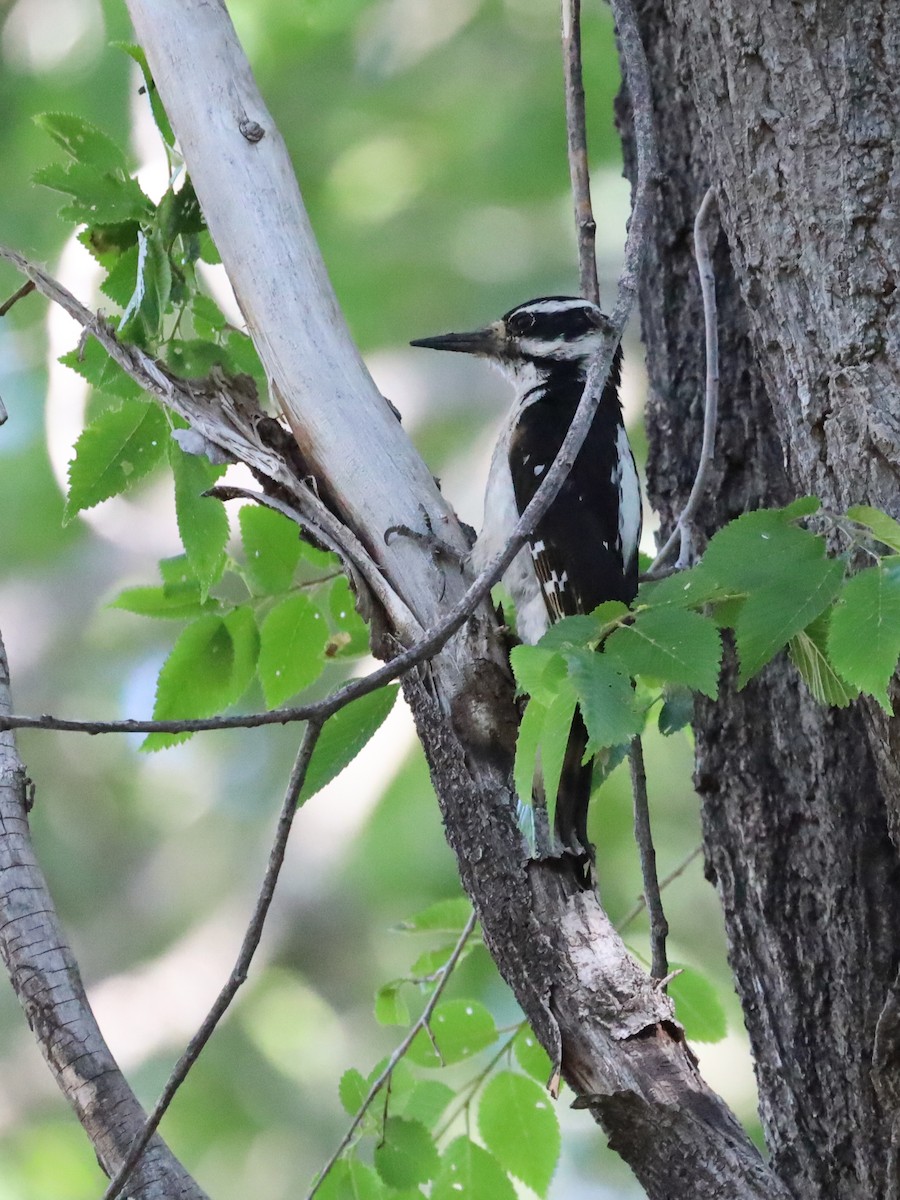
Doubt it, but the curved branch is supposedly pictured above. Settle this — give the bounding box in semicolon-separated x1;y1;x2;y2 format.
0;633;207;1200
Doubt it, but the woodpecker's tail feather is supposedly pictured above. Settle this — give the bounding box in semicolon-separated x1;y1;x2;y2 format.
554;709;593;864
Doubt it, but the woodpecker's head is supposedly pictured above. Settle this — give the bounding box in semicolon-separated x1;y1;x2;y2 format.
411;296;613;383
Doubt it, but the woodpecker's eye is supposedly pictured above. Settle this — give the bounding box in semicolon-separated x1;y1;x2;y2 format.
507;311;536;336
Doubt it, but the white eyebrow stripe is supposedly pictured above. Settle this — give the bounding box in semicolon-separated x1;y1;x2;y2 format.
518;299;594;316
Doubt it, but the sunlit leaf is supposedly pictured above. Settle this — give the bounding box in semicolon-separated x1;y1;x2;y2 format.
109;584;219;621
239;505;303;595
432;1138;516;1200
315;1159;385;1200
374;981;410;1027
400;1080;454;1130
338;1068;368;1116
373;1117;439;1189
406;999;497;1067
478;1072;560;1196
513;1027;552;1084
668;964;728;1043
143;607;259;751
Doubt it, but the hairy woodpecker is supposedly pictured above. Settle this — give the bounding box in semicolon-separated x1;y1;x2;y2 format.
411;296;642;861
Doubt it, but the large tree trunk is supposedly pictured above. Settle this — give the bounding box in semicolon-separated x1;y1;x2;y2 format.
620;1;900;1195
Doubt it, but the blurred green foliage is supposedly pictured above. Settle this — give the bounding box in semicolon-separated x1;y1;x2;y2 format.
0;2;756;1198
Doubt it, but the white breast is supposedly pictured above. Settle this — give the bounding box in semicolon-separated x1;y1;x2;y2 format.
470;422;548;645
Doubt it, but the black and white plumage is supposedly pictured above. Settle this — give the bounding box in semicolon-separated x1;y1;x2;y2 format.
411;296;641;860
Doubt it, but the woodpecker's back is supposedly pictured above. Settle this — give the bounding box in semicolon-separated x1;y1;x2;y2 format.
412;297;641;863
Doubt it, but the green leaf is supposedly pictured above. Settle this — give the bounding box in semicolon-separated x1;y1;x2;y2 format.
509;645;565;701
59;337;142;399
298;686;398;803
400;1080;454;1129
432;1138;516;1200
513;697;546;804
100;243;141;309
513;1027;552;1084
374;981;410;1027
338;1068;368;1116
396;896;473;934
170;443;228;599
565;651;643;754
847;504;900;554
538;682;579;834
258;593;329;707
33;160;151;225
143;607;259;751
478;1072;560;1196
701;510;845;685
239;505;303;595
669;965;728;1043
192;292;228;339
537;611;612;650
64;399;168;520
828;560;900;710
373;1117;439;1189
406;999;497;1068
605;607;722;698
35;113;128;171
657;685;695;736
115;43;175;146
780;495;821;520
788;613;858;708
109;584;219;621
315;1159;386;1200
637;563;725;611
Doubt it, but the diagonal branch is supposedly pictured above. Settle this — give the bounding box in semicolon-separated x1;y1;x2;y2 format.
307;911;478;1199
102;721;324;1200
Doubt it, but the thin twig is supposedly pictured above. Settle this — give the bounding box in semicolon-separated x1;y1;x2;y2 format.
649;186;719;573
607;0;658;333
561;0;599;305
103;720;323;1200
629;736;668;979
617;843;702;932
0;278;35;316
307;909;478;1199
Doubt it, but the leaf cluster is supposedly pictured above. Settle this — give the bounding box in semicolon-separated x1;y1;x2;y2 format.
322;899;561;1200
513;499;900;827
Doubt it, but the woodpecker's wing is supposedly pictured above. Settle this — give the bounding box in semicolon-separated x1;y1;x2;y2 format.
508;365;640;623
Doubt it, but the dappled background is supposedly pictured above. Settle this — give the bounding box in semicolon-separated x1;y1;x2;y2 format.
0;1;755;1196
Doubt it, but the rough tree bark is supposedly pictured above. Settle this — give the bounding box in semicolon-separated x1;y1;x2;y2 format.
620;1;900;1196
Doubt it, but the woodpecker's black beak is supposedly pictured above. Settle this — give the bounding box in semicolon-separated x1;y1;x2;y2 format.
410;323;504;358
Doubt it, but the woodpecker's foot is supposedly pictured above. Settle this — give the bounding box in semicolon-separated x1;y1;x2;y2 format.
384;510;466;567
